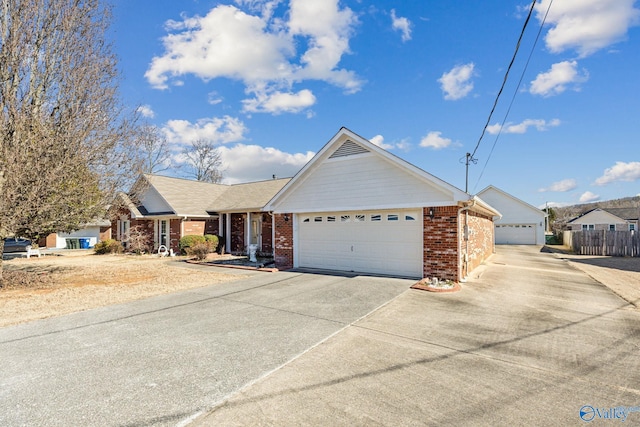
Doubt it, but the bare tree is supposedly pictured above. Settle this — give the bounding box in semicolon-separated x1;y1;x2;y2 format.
0;0;139;280
182;139;224;183
136;123;174;175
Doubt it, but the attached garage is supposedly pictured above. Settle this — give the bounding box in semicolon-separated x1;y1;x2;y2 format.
266;127;500;281
297;209;423;277
495;224;536;245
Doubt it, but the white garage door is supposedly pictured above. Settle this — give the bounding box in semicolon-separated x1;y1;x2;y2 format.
495;224;536;245
297;210;423;277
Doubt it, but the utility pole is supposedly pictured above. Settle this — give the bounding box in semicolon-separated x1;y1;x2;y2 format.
463;153;477;193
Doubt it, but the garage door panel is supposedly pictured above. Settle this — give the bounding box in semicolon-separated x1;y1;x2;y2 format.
495;224;536;245
298;210;422;277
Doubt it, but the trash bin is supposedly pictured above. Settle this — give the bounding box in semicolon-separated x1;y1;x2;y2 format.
79;238;89;249
66;238;79;249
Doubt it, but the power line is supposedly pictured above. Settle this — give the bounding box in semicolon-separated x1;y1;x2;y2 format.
473;0;554;193
463;0;538;193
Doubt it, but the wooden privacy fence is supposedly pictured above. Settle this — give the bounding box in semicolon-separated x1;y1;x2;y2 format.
571;230;640;257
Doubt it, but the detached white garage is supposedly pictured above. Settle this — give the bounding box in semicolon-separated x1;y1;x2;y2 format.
297;209;423;277
477;185;547;245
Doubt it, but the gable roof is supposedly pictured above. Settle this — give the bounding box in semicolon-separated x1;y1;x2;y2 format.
209;178;291;211
130;174;290;217
265;127;495;214
603;207;639;221
568;208;635;224
477;185;546;218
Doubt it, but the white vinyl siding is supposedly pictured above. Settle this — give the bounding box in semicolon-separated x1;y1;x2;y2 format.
278;154;452;212
297;209;423;278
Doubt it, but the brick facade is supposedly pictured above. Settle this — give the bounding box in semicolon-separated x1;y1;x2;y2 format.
230;213;245;253
273;213;293;270
460;210;494;279
423;206;459;281
260;213;274;255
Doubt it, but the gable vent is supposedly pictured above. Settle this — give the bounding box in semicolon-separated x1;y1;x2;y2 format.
329;140;370;158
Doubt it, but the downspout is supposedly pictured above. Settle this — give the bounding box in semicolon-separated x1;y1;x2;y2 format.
457;198;476;282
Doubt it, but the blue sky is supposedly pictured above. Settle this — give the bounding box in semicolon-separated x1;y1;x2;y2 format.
109;0;640;208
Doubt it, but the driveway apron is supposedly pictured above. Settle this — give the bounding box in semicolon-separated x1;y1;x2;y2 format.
0;270;413;427
194;246;640;427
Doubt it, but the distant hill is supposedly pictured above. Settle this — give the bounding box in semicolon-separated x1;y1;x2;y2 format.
551;196;640;232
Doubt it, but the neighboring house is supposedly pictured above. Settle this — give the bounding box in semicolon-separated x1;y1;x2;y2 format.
477;185;547;245
567;208;639;232
113;174;290;255
39;220;112;249
265;127;501;281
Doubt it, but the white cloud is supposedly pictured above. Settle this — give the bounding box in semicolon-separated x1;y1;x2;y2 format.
369;135;410;151
207;91;223;105
579;191;601;203
162;116;247;145
438;63;475;100
487;118;561;134
529;61;588;97
541;201;572;208
391;9;412;42
242;89;316;114
218;143;314;183
146;1;362;112
535;0;640;57
419;131;452;150
539;178;577;192
137;105;155;118
595;161;640;185
369;135;393;150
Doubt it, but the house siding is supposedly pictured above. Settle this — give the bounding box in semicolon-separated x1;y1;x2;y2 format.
277;154;452;212
274;213;293;270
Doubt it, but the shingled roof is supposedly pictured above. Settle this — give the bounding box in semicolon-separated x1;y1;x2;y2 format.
137;174;290;217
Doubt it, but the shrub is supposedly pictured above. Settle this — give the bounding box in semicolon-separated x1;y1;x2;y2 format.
94;239;123;254
186;243;210;260
204;234;219;252
179;235;206;254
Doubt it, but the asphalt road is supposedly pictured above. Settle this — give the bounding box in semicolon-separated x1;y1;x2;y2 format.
0;270;413;426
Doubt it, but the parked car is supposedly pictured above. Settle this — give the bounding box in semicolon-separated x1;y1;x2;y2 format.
3;237;32;253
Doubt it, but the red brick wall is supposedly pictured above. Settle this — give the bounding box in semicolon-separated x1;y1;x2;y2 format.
205;219;219;235
274;213;293;270
261;213;273;255
230;213;245;254
460;210;494;278
183;220;205;236
423;206;459;282
169;219;181;252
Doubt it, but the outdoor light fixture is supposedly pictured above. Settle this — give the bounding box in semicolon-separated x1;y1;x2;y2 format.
429;208;435;220
283;214;290;222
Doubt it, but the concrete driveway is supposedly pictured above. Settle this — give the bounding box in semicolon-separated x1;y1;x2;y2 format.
0;270;413;426
194;246;640;426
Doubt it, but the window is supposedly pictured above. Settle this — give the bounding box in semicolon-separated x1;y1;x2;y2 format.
302;217;310;223
355;214;365;222
327;216;336;222
314;216;323;222
582;224;594;230
341;215;350;222
371;214;381;222
609;224;616;231
405;215;416;221
387;214;398;221
630;224;636;232
160;220;167;246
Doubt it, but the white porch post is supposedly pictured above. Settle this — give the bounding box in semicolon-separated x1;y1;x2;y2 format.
225;213;231;253
246;211;251;253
